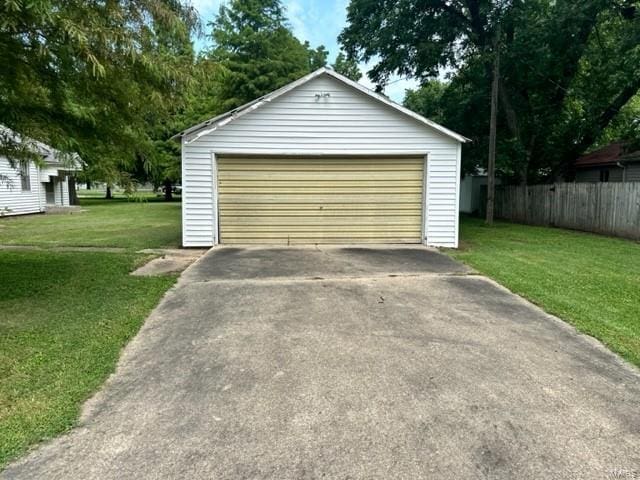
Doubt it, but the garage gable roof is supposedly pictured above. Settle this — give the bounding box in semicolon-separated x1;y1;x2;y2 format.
173;67;470;144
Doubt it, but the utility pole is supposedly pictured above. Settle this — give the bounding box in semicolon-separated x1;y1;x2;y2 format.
486;24;500;225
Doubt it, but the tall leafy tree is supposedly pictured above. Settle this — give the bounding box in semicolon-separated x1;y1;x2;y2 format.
340;0;640;183
0;0;199;178
207;0;322;110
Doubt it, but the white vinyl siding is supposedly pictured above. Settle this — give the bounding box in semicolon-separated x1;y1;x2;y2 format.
181;137;216;246
182;73;461;247
0;157;43;216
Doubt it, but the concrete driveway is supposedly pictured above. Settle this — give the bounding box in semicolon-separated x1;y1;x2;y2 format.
4;247;640;479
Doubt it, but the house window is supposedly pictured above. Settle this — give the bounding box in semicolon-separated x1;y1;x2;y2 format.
20;163;31;191
599;169;610;183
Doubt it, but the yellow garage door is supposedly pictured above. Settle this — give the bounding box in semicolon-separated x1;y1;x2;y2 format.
217;156;424;245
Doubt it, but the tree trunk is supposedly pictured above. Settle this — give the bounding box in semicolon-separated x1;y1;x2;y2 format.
105;185;113;199
486;27;500;225
163;179;173;202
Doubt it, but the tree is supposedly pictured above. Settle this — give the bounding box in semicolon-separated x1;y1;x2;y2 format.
340;0;640;184
207;0;322;110
306;43;329;70
332;52;361;81
403;81;448;124
0;0;199;180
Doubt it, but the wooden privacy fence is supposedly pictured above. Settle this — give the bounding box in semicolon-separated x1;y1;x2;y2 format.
495;182;640;240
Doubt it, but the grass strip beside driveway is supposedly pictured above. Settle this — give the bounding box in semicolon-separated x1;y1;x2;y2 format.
0;196;182;468
0;250;176;467
451;217;640;368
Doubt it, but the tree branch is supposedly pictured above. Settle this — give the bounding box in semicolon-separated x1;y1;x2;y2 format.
572;76;640;157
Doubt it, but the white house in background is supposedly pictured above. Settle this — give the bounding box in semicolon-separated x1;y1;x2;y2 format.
0;127;82;216
173;67;469;248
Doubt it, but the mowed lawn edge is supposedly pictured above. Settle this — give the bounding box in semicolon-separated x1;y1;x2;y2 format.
0;197;181;250
450;217;640;369
0;197;182;468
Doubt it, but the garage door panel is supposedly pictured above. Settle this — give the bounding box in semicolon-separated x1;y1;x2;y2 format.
219;180;423;188
219;158;423;169
218;171;423;180
223;227;422;236
219;194;422;204
220;234;421;244
218;156;424;245
221;211;422;218
219;166;423;173
219;187;422;195
222;217;422;227
220;203;421;211
221;239;420;245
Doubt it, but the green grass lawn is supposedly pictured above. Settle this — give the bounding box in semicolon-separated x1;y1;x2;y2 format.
451;217;640;368
0;198;181;468
0;197;181;250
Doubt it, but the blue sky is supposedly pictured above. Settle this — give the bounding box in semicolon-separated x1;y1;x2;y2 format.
190;0;418;102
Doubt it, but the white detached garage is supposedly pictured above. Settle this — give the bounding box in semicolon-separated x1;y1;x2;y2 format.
174;67;468;248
